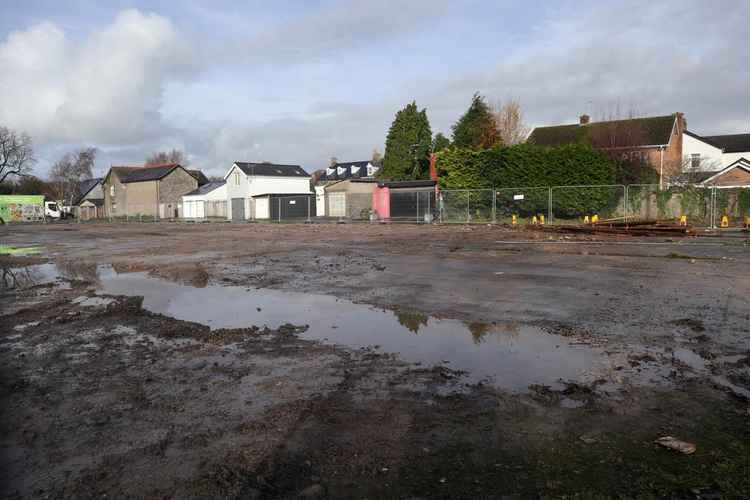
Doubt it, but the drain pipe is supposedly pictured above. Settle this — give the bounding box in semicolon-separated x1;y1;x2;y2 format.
659;146;665;190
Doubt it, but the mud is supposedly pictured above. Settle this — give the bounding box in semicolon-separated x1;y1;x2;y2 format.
1;222;750;498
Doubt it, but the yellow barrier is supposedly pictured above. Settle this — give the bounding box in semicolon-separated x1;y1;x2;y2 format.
746;216;750;228
538;214;545;225
511;214;517;225
679;215;687;226
583;215;590;224
531;215;538;225
721;215;729;228
591;214;599;223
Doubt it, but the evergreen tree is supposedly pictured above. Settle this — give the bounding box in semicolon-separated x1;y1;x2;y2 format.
380;101;432;180
451;92;500;149
432;132;451;152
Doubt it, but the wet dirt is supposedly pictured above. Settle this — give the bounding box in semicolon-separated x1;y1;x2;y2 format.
1;223;750;498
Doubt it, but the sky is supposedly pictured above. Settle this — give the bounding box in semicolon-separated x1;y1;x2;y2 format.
1;0;748;179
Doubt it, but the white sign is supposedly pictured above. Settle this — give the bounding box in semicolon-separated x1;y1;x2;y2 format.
289;200;296;205
513;194;525;200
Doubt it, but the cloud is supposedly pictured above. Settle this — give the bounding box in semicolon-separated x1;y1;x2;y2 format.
0;9;197;146
427;0;750;134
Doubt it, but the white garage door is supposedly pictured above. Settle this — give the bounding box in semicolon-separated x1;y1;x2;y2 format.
328;192;346;217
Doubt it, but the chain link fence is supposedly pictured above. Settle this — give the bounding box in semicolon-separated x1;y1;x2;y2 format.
61;185;750;229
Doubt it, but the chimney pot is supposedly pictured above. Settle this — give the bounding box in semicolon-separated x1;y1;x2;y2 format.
579;114;590;125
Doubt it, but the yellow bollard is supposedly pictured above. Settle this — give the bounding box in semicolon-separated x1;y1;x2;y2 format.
538;214;545;225
583;215;590;224
511;214;517;225
591;214;599;224
745;215;750;228
679;215;687;227
531;215;538;225
721;215;729;228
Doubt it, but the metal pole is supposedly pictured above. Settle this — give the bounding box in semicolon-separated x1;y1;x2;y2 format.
492;189;496;223
416;192;419;223
307;196;311;222
278;198;281;223
548;187;552;224
427;191;431;223
466;191;470;224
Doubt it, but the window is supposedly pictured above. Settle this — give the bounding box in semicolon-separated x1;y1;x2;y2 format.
110;185;115;196
691;153;701;170
234;171;241;185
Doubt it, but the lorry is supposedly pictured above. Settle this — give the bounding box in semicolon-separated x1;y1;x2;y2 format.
0;195;64;224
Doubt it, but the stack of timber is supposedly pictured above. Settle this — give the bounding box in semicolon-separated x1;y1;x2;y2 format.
535;218;695;237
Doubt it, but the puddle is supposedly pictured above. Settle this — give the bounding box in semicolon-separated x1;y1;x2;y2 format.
8;263;726;394
85;266;599;391
1;263;68;290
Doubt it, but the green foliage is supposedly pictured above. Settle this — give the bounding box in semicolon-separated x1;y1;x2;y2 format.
437;143;617;218
432;132;451;152
738;190;750;215
613;158;659;185
380;101;432;181
451;93;499;149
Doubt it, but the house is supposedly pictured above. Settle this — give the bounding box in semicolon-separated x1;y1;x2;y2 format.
182;181;227;219
315;161;381;218
224;162;311;220
696;158;750;187
103;163;202;218
683;131;750;171
528;113;687;186
74;177;104;220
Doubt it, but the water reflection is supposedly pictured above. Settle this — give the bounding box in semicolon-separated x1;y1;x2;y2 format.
395;310;429;334
57;261;100;285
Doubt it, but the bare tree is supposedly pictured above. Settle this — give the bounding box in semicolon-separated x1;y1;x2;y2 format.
145;149;187;166
588;103;648;150
329;157;338;168
494;99;530;146
371;148;383;167
0;126;36;183
49;148;97;206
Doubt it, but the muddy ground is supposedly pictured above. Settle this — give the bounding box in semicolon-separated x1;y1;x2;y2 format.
1;222;750;499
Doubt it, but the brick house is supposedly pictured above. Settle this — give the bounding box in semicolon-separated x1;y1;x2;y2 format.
527;113;687;187
103;163;206;218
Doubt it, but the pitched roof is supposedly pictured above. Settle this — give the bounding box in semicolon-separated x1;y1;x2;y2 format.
184;180;226;197
702;133;750;154
234;162;309;177
528;114;677;148
106;163;202;184
698;157;750;185
188;169;209;185
683;130;724;149
75;177;103;204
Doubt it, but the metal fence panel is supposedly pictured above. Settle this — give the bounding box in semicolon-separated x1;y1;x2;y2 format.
550;185;625;224
714;187;750;228
389;190;435;222
494;187;550;225
275;195;314;221
627;184;712;226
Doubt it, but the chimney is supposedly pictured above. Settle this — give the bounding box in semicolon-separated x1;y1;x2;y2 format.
676;112;686;132
579;114;590;125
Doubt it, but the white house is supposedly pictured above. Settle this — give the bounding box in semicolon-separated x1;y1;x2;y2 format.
224;162;311;220
682;131;750;171
182;181;227;218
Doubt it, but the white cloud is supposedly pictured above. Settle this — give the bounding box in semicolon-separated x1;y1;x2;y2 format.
0;9;196;145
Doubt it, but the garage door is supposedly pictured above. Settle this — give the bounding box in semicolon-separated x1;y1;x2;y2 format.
328;192;346;217
231;198;245;221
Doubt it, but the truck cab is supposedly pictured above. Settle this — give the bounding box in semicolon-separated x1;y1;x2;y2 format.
45;201;63;219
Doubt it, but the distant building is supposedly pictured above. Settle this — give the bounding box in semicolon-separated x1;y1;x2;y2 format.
103;163;204;218
223;162;311;220
74;178;104;220
528;113;687;186
315;161;381;217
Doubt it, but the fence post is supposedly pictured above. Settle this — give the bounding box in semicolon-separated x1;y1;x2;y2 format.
427;192;431;223
416;192;420;223
307;196;311;222
466;191;470;223
547;187;552;224
492;189;497;223
278;198;281;223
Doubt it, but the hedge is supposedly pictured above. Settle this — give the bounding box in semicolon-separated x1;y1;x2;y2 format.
436;143;618;218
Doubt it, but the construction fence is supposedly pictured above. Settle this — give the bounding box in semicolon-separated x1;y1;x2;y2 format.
68;184;749;228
